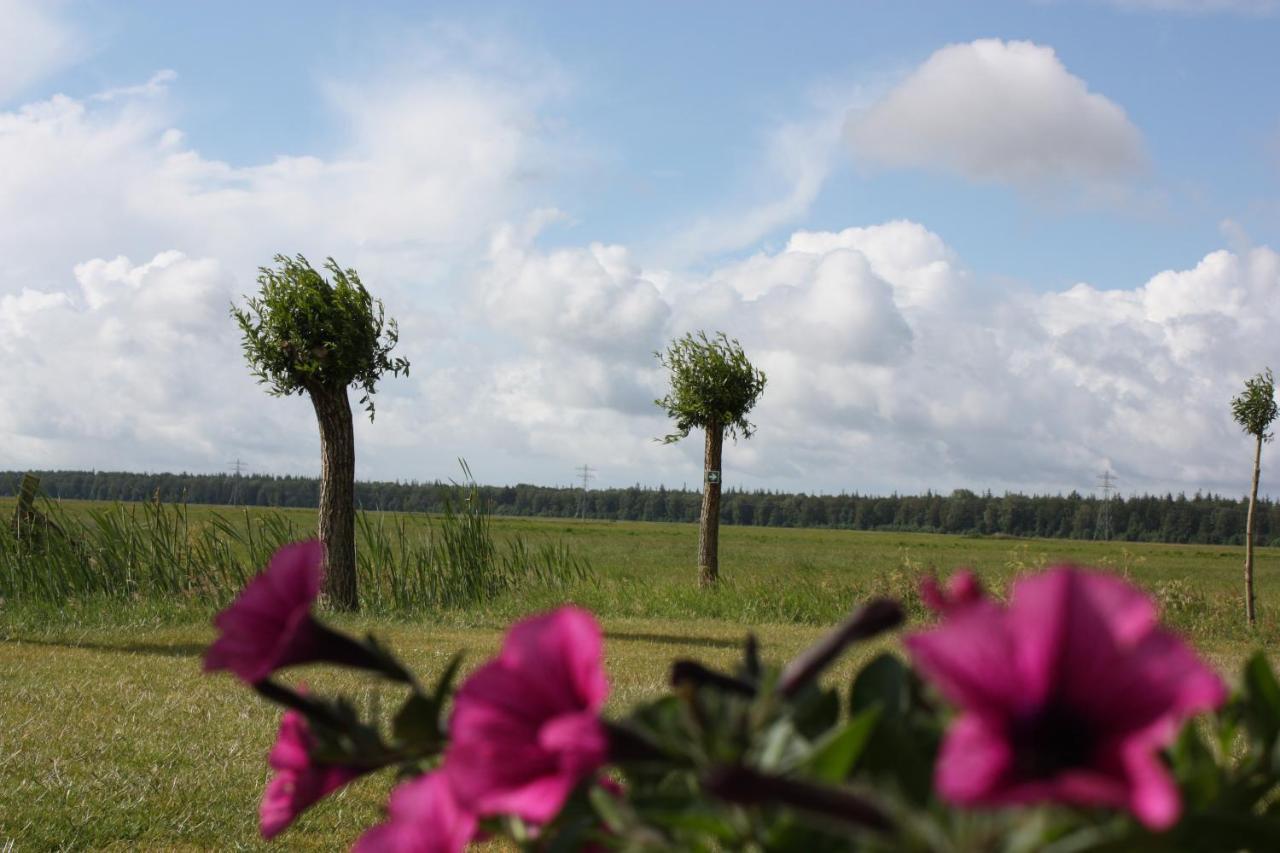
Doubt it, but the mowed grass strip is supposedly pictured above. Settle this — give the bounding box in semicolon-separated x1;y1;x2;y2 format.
0;617;877;851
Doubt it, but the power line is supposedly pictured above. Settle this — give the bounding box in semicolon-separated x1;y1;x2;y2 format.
1095;469;1118;541
575;464;595;520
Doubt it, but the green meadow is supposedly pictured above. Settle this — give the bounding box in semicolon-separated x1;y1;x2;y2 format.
2;500;1278;849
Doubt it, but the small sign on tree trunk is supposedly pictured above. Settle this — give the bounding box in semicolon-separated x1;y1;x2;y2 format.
706;470;721;484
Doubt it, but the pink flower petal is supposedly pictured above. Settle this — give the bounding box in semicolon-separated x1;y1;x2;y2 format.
1129;629;1228;719
447;736;559;800
921;570;985;615
1072;627;1227;737
453;657;568;732
203;540;325;683
356;772;477;853
539;711;609;774
459;771;579;825
948;571;983;606
913;565;1224;830
445;607;609;823
267;540;324;603
904;600;1022;716
539;710;608;753
258;708;364;839
920;576;949;615
266;711;313;770
1000;769;1129;811
260;774;303;840
934;714;1012;803
499;607;609;712
1074;569;1160;643
1007;568;1156;708
1122;745;1182;830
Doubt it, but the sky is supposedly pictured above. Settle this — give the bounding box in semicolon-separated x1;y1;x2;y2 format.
2;0;1279;498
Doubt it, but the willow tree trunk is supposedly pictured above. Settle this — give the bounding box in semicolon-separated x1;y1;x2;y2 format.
311;387;358;611
1245;433;1262;626
697;422;723;587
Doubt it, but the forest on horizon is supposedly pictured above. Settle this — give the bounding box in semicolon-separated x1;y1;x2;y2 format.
4;469;1277;547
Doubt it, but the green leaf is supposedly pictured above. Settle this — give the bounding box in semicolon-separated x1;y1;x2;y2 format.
803;707;881;783
431;652;464;710
622;696;701;765
640;805;739;841
1168;722;1221;808
654;331;767;443
588;784;628;834
857;716;936;805
1176;812;1280;852
390;653;462;751
392;692;440;749
849;652;911;716
790;686;840;740
757;719;802;772
1241;652;1280;749
1037;824;1162;853
846;653;940;804
1048;812;1280;853
359;632;413;683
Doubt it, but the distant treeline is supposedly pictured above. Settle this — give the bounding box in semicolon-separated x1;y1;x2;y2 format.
4;469;1279;546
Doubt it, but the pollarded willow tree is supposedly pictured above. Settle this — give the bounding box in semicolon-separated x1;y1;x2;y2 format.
656;331;766;587
232;255;409;611
1231;367;1277;626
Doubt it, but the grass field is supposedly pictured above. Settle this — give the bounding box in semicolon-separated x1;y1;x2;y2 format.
3;503;1279;849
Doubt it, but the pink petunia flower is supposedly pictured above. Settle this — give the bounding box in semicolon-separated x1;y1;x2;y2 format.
354;772;478;853
920;569;984;615
205;541;397;683
905;566;1226;830
204;541;328;683
260;707;367;839
445;606;610;823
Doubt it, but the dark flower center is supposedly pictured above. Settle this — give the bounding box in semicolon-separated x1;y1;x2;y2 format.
1008;704;1097;781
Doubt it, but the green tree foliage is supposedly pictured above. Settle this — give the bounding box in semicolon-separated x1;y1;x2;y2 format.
655;331;767;444
656;331;766;586
231;255;409;611
1232;368;1278;625
1232;368;1278;442
231;255;408;417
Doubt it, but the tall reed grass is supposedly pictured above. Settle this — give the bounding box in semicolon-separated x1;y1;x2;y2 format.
355;476;592;611
0;481;591;613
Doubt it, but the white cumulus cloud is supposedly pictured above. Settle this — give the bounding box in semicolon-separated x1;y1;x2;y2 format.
472;217;1280;496
483;217;671;359
0;252;310;471
0;54;569;300
0;45;579;480
845;39;1146;191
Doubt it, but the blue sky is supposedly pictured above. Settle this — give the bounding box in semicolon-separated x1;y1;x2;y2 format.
45;0;1279;287
2;0;1279;496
